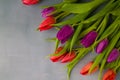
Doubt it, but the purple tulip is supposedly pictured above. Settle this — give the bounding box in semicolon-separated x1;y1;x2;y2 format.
107;48;120;63
57;25;74;44
41;7;55;17
96;39;109;54
81;31;98;48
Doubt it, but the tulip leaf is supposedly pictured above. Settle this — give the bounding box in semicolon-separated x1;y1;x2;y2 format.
109;26;119;40
110;7;120;16
53;12;89;26
97;14;109;38
97;18;119;43
83;0;116;23
63;0;77;3
79;18;102;39
69;23;84;52
116;39;120;48
60;0;105;14
55;38;60;51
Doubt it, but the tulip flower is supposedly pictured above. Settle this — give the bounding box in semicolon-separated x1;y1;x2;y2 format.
102;69;116;80
96;39;109;54
37;16;56;31
107;48;120;63
41;7;55;18
80;61;99;75
50;47;66;62
81;31;98;48
57;25;74;44
22;0;39;5
61;51;76;63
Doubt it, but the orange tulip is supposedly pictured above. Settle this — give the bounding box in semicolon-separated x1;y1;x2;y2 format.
50;47;66;62
61;51;76;63
37;16;56;31
80;61;99;75
102;69;116;80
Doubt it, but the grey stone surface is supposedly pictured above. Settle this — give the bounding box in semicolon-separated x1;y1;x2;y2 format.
0;0;119;80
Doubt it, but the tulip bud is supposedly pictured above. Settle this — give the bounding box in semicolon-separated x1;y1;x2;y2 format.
50;47;66;62
37;16;56;31
80;61;99;75
41;7;55;18
81;31;98;48
57;25;74;44
107;48;120;63
22;0;39;5
102;69;116;80
61;51;76;63
96;39;109;54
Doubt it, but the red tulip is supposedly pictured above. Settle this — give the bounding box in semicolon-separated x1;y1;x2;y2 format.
102;69;116;80
80;61;99;75
37;16;56;31
61;51;76;63
50;47;66;62
22;0;39;5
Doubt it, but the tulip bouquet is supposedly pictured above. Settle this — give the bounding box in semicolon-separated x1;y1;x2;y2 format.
22;0;120;80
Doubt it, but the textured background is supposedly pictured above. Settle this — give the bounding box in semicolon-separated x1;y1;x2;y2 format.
0;0;120;80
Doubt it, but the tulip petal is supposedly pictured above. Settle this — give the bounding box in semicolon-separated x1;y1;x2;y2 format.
57;25;74;43
22;0;39;5
107;49;120;63
81;31;98;48
102;69;116;80
61;51;76;63
80;61;99;75
50;47;66;62
96;39;109;54
41;7;55;17
38;16;56;31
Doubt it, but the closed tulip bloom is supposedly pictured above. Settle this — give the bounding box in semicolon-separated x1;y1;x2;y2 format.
57;25;74;44
96;39;109;54
61;51;76;63
102;69;116;80
81;31;98;48
80;61;99;75
22;0;39;5
41;7;55;18
107;48;120;63
37;16;56;31
50;47;66;62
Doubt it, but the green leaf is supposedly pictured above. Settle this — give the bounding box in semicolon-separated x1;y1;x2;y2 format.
79;18;102;39
55;39;60;51
53;12;89;26
97;14;109;37
97;17;120;43
63;0;77;3
110;7;120;16
70;23;83;52
83;0;116;23
60;0;106;13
